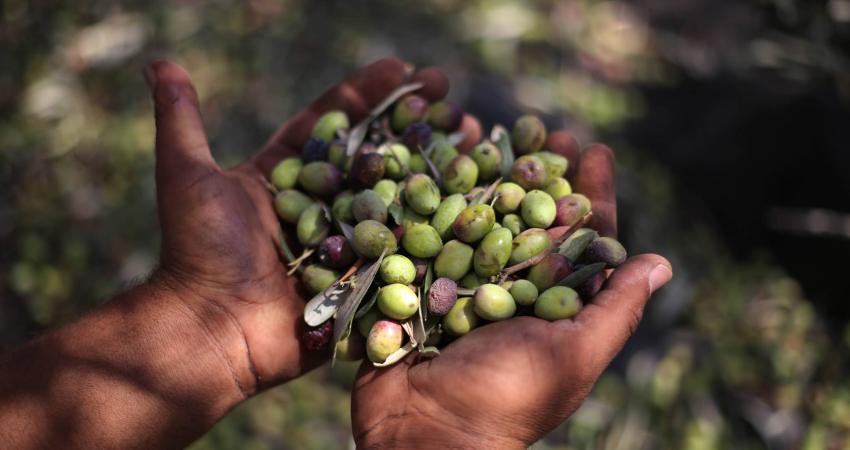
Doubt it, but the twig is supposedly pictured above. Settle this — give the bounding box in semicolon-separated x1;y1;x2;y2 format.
339;257;367;283
286;248;315;275
497;212;593;281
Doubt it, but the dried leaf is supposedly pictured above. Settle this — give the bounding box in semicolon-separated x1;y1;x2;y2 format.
338;220;355;242
558;228;599;262
372;342;416;367
332;251;387;362
354;284;380;319
420;346;441;357
402;319;418;346
491;125;515;178
558;262;606;288
347;82;424;156
303;282;350;327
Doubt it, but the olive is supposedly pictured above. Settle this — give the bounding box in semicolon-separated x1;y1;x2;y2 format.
521;190;556;229
270;158;302;190
473;284;516;321
473;228;513;277
274;189;312;223
534;286;582;320
434;240;474;281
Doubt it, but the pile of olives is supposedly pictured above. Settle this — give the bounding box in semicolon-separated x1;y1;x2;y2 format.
270;88;627;365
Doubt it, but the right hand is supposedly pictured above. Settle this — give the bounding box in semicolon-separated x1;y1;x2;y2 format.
351;140;673;449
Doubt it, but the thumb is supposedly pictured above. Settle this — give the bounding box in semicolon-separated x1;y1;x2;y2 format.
145;59;218;194
568;254;672;371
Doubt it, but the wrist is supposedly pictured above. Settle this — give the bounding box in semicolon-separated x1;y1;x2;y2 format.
355;413;526;450
148;269;260;400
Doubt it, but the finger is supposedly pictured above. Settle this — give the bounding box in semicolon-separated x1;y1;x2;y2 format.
456;114;483;153
545;131;581;180
146;60;218;192
574;143;616;237
566;254;672;371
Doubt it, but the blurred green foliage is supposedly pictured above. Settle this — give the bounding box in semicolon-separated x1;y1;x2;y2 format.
2;0;849;449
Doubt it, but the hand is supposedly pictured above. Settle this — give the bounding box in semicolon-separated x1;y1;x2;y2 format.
351;139;673;449
144;57;453;395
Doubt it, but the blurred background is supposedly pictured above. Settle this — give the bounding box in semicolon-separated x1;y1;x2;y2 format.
2;0;850;448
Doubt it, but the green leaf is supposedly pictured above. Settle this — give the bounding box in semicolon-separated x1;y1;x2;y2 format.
456;288;476;296
347;82;424;156
422;262;434;298
415;144;442;184
558;228;599;263
354;284;380;320
321;203;333;222
558;262;606;288
338;220;355;242
332;251;387;363
491;125;515;178
414;288;428;351
388;202;404;226
372;342;416;367
277;226;297;264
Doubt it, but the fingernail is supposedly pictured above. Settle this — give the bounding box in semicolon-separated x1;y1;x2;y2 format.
143;63;157;90
648;264;672;294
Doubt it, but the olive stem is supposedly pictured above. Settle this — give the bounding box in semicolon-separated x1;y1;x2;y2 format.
416;143;443;184
497;212;593;281
286;248;315;275
339;257;367;283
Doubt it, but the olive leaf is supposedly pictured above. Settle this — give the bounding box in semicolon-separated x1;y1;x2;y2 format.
320;203;333;222
446;131;466;147
373;342;416;367
416;144;442;184
422;261;434;298
338;220;355;242
402;319;418;347
354;284;380;319
303;282;350;327
420;346;441;357
332;251;387;362
277;226;297;264
414;288;428;351
491;125;515;178
558;228;599;263
456;288;476;296
470;177;502;206
388;203;404;226
347;82;424;156
557;262;606;288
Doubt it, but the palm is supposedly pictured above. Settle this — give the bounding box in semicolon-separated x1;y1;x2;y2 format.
354;316;592;444
351;142;672;448
158;166;309;385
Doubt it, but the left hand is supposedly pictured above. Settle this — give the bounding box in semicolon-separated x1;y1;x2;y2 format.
145;57;450;394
